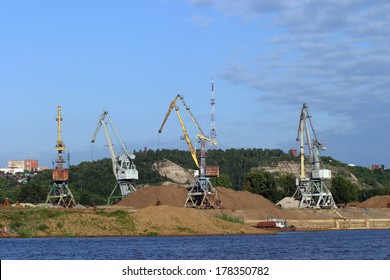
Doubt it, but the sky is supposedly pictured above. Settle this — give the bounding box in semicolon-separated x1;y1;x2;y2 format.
1;0;390;169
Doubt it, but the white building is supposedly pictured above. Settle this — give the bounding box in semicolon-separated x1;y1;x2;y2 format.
0;167;24;174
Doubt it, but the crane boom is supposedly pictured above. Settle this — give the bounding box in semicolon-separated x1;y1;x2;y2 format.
92;111;138;203
180;96;205;136
176;106;199;168
158;95;181;134
158;95;217;169
92;111;118;178
296;103;327;175
159;95;199;168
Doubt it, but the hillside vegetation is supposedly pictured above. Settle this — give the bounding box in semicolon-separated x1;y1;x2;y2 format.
1;148;390;206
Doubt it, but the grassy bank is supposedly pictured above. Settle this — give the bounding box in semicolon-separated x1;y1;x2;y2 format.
0;206;268;238
0;207;137;238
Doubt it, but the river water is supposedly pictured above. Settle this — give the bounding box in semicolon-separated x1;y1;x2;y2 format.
1;229;390;260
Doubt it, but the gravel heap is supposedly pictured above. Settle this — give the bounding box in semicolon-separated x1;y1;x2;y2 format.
358;195;390;208
116;183;282;214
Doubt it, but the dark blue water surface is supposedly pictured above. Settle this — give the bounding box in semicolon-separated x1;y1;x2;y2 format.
1;230;390;260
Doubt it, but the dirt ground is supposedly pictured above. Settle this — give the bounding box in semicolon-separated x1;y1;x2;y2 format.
116;183;390;223
130;205;268;236
3;183;390;238
357;195;390;208
117;184;284;215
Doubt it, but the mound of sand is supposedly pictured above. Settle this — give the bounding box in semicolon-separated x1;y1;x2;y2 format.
216;187;280;211
116;184;283;220
116;184;188;208
358;195;390;208
132;205;268;235
276;197;300;209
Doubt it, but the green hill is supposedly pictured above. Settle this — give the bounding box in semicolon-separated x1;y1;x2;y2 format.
1;148;390;206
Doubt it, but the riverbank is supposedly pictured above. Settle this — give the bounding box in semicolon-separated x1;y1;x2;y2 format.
2;185;390;237
0;205;272;238
213;207;390;230
2;204;390;238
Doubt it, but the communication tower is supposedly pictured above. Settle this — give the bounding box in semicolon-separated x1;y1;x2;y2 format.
46;106;76;207
210;79;217;150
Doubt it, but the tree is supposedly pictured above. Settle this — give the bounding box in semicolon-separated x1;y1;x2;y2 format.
216;173;233;189
331;176;359;204
243;170;283;202
278;174;296;197
15;182;48;204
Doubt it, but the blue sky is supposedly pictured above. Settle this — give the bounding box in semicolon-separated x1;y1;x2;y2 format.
1;0;389;168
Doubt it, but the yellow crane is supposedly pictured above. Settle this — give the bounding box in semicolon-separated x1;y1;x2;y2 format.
158;94;217;174
46;106;76;208
158;95;221;209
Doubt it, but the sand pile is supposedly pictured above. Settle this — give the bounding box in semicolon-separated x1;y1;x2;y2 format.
116;184;188;208
132;205;267;235
117;184;282;217
276;197;300;209
358;195;390;208
216;187;279;211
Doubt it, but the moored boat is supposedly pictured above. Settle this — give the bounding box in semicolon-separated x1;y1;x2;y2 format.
254;218;296;231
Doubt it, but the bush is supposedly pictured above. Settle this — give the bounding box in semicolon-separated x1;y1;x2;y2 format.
215;212;244;224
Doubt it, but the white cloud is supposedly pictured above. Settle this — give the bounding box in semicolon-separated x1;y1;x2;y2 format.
195;0;390;165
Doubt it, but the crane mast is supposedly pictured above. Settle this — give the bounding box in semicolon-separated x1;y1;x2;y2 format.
46;106;76;208
293;103;336;208
92;111;138;204
159;94;222;209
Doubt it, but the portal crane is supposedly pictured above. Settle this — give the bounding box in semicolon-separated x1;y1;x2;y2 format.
159;95;222;209
92;111;138;205
46;106;76;207
293;103;336;208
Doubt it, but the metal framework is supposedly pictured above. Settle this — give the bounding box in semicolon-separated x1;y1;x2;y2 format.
210;79;217;150
46;106;76;208
159;94;222;209
293;103;336;208
92;111;138;205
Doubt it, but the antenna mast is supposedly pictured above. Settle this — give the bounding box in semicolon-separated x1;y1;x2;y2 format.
210;79;217;150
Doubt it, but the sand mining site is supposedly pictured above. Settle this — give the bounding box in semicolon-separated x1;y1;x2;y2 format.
115;183;390;232
2;183;390;238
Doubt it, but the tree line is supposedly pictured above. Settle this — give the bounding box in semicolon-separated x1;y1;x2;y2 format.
1;148;390;206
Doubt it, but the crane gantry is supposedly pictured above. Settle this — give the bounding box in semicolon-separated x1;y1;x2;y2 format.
159;94;222;209
293;103;336;208
46;106;76;208
92;111;138;205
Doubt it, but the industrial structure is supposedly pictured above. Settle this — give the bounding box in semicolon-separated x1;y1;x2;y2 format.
158;94;222;209
210;79;217;150
293;103;336;208
46;106;76;207
92;111;138;205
